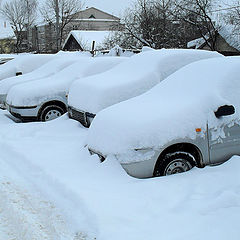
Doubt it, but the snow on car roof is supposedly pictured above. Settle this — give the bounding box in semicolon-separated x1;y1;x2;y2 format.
0;54;56;81
6;56;127;107
0;53;89;95
87;57;240;156
68;49;223;114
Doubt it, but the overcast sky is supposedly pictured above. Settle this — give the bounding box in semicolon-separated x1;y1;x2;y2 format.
0;0;134;19
1;0;237;21
84;0;133;17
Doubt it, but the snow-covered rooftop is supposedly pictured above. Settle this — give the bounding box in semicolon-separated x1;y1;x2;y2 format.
187;37;207;49
64;30;112;51
0;19;15;40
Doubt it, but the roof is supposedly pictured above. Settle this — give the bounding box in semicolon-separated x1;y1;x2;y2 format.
218;24;240;51
187;25;240;52
0;20;15;40
80;7;120;20
36;6;120;27
63;30;112;51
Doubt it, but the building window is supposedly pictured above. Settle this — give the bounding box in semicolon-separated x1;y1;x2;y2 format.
89;14;96;19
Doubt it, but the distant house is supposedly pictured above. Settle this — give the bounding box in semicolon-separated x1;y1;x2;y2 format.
63;30;112;51
68;7;121;31
0;20;16;53
187;25;240;56
29;7;121;53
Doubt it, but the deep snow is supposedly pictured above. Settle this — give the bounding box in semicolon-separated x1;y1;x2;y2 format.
0;109;240;240
68;49;222;114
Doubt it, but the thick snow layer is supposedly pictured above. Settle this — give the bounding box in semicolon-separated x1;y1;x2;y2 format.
68;49;223;114
87;57;240;154
0;110;240;240
6;56;127;106
0;54;56;81
0;52;90;95
0;54;16;59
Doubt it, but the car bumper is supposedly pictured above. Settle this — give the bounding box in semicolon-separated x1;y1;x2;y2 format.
68;105;95;128
88;148;159;178
6;103;40;121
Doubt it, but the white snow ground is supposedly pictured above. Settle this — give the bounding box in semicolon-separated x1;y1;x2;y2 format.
0;109;240;240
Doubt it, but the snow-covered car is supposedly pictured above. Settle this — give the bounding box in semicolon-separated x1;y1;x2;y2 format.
0;54;56;81
87;57;240;178
68;49;223;127
5;56;126;122
0;53;89;109
0;54;15;65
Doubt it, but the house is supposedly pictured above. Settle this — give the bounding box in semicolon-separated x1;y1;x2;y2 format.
187;25;240;56
67;7;121;31
0;20;16;53
29;7;121;53
62;30;112;52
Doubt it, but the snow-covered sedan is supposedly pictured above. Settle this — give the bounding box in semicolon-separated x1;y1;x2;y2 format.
0;52;89;109
0;54;56;81
68;49;223;127
87;57;240;178
5;57;126;122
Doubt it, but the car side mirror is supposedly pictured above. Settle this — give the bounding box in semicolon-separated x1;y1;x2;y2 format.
214;105;235;118
16;72;22;76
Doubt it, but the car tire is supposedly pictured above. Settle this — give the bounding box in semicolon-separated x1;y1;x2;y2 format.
154;151;196;177
39;105;66;122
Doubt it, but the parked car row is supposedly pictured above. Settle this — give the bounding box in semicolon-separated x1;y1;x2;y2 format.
1;49;239;178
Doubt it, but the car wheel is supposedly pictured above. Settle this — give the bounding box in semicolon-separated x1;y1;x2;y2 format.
39;105;66;122
154;151;195;177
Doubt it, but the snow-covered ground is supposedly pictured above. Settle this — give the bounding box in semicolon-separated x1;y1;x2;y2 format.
0;109;240;240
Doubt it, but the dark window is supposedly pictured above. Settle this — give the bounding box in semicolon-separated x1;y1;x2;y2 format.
89;14;96;19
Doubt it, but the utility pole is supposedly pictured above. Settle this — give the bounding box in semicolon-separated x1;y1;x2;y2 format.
55;0;60;51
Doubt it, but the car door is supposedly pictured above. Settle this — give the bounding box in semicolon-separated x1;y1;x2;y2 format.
208;119;240;164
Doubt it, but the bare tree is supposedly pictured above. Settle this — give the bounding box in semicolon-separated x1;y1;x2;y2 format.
41;0;83;50
24;0;38;51
174;0;220;50
104;0;190;50
0;0;37;52
225;1;240;26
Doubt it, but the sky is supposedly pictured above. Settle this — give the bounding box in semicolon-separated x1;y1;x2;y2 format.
0;0;134;19
83;0;133;17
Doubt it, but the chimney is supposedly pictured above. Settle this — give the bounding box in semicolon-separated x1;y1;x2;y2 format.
4;21;6;28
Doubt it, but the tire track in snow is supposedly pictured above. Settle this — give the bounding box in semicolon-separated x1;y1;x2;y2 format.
0;140;97;240
0;179;73;240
